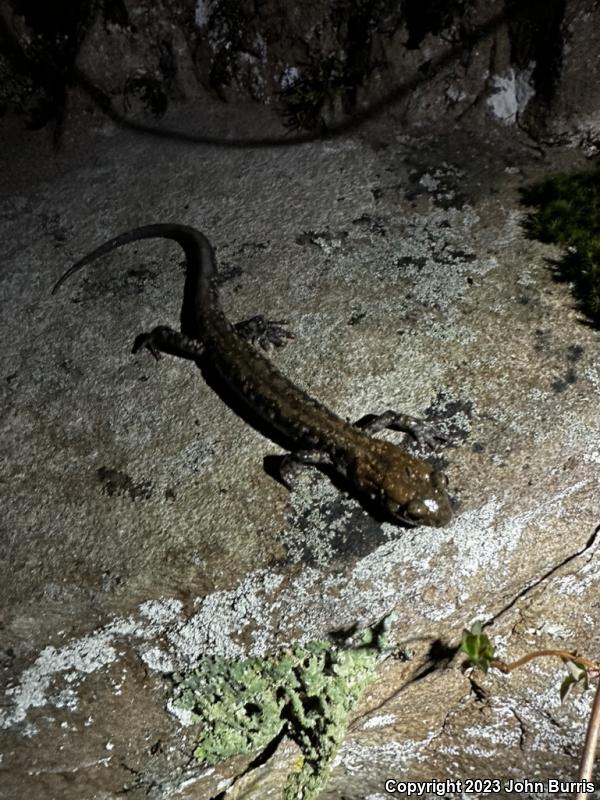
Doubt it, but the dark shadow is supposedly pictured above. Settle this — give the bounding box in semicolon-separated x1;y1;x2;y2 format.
409;637;459;681
68;6;515;149
36;8;518;148
348;635;459;728
0;1;97;145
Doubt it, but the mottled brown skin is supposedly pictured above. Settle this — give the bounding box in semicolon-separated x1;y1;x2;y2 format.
53;224;452;527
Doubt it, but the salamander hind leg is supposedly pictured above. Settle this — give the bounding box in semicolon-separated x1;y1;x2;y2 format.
280;449;332;489
132;326;206;361
234;315;295;350
355;410;447;449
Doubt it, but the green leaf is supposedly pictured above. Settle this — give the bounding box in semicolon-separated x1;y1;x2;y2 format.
559;659;589;703
560;674;576;703
460;622;495;673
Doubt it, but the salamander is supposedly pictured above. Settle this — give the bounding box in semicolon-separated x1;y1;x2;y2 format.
53;224;452;527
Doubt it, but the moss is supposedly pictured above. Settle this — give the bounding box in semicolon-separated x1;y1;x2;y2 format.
521;165;600;325
173;616;393;799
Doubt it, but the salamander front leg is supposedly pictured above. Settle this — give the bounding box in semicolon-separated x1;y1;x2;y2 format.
355;410;447;449
280;449;332;489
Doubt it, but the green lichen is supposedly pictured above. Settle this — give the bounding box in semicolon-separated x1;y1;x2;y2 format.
173;616;393;799
521;165;600;325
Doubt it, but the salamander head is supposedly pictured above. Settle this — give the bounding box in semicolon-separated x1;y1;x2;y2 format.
354;442;453;528
385;466;452;527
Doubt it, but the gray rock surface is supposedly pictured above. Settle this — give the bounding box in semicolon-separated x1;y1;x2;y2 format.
1;96;599;798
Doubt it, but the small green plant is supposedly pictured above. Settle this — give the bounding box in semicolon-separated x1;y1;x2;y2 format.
461;621;597;696
521;166;600;325
461;621;600;796
460;621;495;673
173;616;393;799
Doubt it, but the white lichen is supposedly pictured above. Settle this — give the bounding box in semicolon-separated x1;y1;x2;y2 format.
487;63;536;124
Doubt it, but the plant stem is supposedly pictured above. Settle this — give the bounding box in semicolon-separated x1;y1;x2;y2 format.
491;650;599;674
